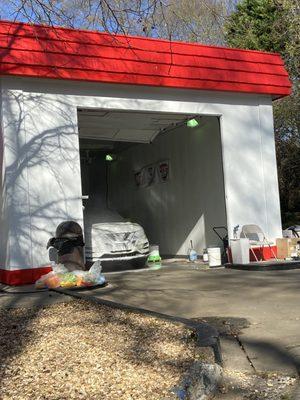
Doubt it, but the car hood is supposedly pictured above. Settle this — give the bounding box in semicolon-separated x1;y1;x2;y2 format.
88;222;144;234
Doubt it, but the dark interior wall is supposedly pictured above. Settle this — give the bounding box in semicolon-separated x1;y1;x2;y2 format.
80;151;112;232
108;116;227;256
80;152;107;198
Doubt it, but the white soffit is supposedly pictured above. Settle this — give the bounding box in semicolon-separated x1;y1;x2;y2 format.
77;109;194;143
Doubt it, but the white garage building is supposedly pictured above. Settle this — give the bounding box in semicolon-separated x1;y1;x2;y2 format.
0;20;291;284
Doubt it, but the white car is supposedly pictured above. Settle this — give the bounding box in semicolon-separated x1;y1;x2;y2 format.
84;209;149;271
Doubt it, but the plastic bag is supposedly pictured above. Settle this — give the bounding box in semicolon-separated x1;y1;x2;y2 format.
73;261;104;287
35;271;61;289
52;263;68;274
59;272;78;288
88;260;104;283
35;261;105;289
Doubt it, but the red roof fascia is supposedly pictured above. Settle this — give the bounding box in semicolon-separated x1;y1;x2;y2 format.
0;20;292;99
0;266;52;285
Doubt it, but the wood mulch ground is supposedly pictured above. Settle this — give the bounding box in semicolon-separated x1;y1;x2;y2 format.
0;300;210;400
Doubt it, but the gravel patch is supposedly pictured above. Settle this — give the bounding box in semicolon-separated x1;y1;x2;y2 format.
0;300;211;400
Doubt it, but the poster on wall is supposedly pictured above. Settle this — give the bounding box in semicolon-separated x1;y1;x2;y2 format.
134;164;156;187
134;160;170;187
145;164;156;186
134;170;143;188
134;167;150;188
157;160;170;183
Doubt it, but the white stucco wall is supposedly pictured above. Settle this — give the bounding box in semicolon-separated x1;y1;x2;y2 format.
0;77;282;270
0;81;83;270
109;116;227;256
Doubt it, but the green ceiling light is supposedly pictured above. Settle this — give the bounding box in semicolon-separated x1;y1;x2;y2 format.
105;154;114;161
186;118;199;128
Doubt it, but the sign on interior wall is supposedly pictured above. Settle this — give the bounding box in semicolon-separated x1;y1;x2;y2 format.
145;164;156;186
134;170;143;188
134;165;154;188
134;160;170;188
157;160;170;183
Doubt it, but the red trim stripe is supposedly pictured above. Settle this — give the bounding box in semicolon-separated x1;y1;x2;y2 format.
0;266;52;286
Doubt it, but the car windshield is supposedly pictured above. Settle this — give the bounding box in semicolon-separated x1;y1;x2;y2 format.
84;195;125;225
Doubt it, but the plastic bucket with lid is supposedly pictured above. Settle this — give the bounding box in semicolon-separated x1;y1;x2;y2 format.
149;245;159;257
208;247;222;267
148;245;161;262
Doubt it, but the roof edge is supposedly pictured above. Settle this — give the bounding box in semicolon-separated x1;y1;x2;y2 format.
0;19;284;58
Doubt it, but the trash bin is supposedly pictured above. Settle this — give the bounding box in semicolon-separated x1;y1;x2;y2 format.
230;239;250;264
208;247;222;267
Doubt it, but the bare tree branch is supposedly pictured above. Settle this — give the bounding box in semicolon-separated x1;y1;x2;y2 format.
0;0;232;45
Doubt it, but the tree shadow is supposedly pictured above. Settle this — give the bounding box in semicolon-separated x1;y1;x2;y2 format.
0;296;206;399
0;74;84;391
1;84;83;270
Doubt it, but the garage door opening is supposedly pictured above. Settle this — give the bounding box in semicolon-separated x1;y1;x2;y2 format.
78;109;227;266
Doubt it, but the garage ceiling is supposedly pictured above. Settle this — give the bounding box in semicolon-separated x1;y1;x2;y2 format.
77;109;195;144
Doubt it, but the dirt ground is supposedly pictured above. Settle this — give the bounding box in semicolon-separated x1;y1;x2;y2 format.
0;300;210;400
1;265;299;399
216;369;297;400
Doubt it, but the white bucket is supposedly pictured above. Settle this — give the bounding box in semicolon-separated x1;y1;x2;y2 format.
208;247;222;267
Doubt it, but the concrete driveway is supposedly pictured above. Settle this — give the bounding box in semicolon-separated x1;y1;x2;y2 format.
94;264;300;375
